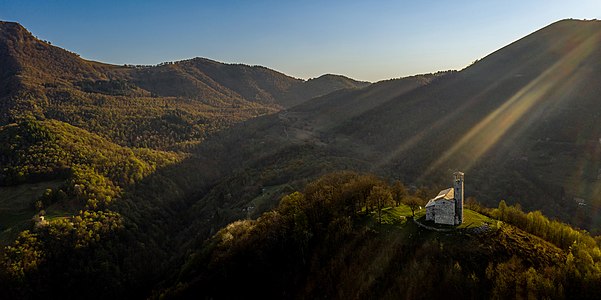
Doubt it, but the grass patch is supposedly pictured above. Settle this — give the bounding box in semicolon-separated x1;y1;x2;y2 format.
458;209;496;229
413;208;497;231
365;206;496;235
45;206;74;220
249;184;295;217
414;208;426;219
374;205;431;226
373;205;414;225
0;180;64;244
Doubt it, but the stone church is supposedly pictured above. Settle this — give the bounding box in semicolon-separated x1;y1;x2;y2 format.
425;172;464;225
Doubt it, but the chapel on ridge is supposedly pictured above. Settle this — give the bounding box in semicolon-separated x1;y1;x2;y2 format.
425;172;464;225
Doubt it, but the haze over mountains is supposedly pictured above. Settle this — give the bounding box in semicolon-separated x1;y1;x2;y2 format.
0;20;368;148
1;18;601;299
183;19;601;232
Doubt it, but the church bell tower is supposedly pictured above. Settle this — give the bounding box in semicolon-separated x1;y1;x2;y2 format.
453;171;464;225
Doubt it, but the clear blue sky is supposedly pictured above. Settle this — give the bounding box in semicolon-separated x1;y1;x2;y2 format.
1;0;599;82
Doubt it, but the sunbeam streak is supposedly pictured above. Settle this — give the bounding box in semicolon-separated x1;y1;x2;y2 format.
422;31;600;177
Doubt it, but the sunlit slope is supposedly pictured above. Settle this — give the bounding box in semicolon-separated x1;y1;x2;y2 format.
343;19;601;170
0;21;368;149
0;119;180;242
335;19;601;224
161;173;601;300
184;19;601;233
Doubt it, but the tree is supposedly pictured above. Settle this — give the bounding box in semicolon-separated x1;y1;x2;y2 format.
392;180;408;206
465;196;481;211
414;187;430;201
498;200;508;220
403;196;424;218
367;185;393;224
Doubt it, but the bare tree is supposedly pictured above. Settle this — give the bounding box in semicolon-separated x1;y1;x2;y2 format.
403;196;424;218
392;180;408;206
367;185;393;224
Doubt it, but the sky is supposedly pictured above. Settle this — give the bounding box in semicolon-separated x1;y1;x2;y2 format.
1;0;600;82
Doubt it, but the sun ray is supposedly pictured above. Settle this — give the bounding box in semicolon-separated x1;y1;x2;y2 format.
375;74;514;168
422;31;600;177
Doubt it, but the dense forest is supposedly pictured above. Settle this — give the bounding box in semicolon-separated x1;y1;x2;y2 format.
0;118;180;298
0;21;368;150
159;172;601;299
3;170;601;299
0;20;370;299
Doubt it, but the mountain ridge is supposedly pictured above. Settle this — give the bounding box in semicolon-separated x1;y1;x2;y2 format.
0;20;369;149
176;18;601;234
0;20;369;110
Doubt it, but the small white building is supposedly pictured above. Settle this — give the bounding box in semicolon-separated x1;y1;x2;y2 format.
425;172;464;225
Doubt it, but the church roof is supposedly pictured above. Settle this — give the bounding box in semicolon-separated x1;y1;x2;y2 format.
425;187;454;207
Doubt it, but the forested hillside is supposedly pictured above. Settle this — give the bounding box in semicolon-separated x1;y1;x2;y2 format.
0;118;182;298
1;18;601;299
0;20;370;299
159;172;601;299
180;19;601;234
0;21;368;149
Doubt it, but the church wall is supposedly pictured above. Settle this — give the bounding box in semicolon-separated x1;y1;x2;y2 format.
434;200;455;225
426;207;435;220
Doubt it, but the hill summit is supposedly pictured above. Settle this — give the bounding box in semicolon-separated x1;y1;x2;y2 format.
159;172;601;299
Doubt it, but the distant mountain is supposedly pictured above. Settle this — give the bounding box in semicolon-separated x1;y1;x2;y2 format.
181;19;601;233
280;73;371;108
336;19;601;226
132;58;369;107
0;21;368;148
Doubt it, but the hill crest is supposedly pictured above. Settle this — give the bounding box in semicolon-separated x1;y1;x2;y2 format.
0;21;370;148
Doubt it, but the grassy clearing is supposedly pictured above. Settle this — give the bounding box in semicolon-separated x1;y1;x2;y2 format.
380;205;411;224
458;209;496;229
0;180;65;244
45;206;74;220
372;204;423;225
0;180;64;210
248;184;295;217
377;205;496;232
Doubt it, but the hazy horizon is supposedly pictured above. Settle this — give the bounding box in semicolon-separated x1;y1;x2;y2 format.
1;0;600;81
